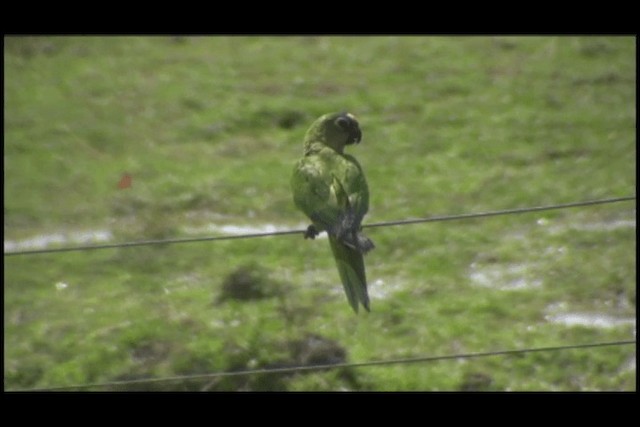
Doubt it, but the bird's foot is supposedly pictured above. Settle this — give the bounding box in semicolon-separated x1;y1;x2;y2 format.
357;234;375;254
304;225;319;239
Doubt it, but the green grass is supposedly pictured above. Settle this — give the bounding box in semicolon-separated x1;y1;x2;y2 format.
4;35;636;391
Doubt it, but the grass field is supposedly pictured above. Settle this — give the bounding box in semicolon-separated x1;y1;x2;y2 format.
4;35;636;391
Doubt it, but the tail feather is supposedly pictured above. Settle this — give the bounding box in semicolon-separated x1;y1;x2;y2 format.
329;236;370;313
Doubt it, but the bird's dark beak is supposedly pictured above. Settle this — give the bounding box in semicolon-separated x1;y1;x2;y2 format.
348;127;362;145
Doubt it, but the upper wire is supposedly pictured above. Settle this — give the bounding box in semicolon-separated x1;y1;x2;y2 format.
3;196;635;257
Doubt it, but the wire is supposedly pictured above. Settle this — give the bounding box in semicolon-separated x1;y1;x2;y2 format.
9;339;635;391
3;196;635;257
365;195;636;229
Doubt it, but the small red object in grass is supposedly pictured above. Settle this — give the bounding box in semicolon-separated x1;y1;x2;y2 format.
118;173;132;189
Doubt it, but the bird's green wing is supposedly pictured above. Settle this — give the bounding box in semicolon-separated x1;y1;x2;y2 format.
343;154;369;224
328;169;371;312
291;155;343;233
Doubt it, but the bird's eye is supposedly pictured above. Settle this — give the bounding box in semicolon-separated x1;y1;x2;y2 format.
335;116;350;130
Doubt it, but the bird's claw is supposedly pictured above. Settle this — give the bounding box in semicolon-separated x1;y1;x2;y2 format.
304;225;319;239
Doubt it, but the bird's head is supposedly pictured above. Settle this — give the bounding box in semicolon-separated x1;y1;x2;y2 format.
304;112;362;154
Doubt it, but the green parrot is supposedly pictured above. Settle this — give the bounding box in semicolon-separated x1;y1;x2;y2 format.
291;112;375;313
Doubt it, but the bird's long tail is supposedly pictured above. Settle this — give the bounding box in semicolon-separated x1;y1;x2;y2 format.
329;235;370;313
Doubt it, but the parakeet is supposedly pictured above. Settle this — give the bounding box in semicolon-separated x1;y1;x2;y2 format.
291;112;374;313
